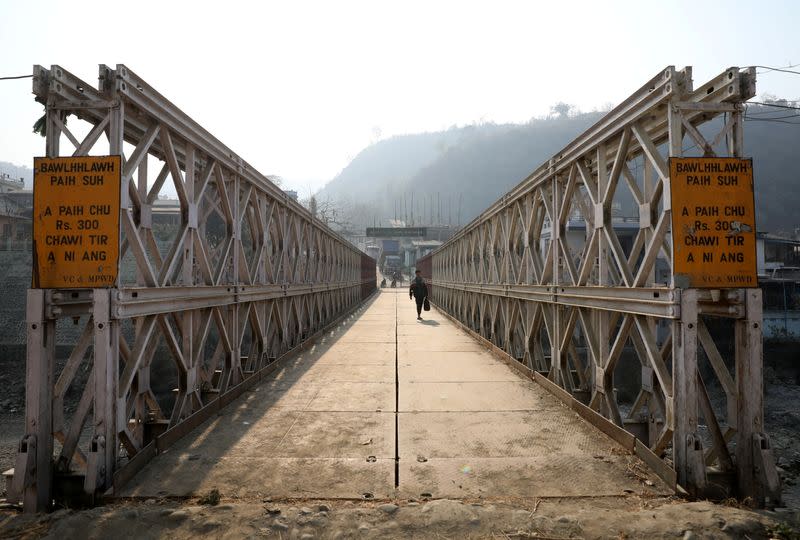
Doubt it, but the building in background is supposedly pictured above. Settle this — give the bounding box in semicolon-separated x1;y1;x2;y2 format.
756;232;800;339
0;173;32;250
365;223;459;276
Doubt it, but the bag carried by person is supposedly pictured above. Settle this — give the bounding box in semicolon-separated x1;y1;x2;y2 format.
423;297;431;311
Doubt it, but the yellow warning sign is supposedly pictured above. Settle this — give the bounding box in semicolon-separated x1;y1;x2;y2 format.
32;156;121;289
670;157;756;288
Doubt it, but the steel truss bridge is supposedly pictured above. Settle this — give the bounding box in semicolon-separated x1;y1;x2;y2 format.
8;65;781;511
11;64;375;511
418;66;781;505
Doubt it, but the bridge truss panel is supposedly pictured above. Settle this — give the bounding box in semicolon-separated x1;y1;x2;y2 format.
13;65;376;511
420;66;781;506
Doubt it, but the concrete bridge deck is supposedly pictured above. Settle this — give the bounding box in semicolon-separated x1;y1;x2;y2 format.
121;289;668;500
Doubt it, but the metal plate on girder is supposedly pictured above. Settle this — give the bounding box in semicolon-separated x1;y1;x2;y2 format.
312;343;396;365
398;411;614;459
123;457;395;499
399;455;668;499
400;381;560;412
271;412;394;458
307;382;395;412
325;363;396;382
399;359;522;383
399;341;485;353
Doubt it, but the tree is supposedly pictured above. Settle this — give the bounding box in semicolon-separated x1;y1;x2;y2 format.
550;102;573;118
308;195;318;218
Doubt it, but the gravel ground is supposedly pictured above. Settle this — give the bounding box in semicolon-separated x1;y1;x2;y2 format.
764;368;800;510
1;495;797;539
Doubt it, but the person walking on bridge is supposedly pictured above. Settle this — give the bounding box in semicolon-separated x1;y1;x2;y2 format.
409;269;429;320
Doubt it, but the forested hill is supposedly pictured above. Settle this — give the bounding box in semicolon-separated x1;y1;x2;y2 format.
317;105;800;234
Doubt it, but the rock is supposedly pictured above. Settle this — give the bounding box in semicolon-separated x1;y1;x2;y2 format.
512;509;531;524
317;504;331;512
378;503;398;514
196;521;221;534
407;502;419;507
469;517;481;526
273;520;290;531
266;507;282;515
720;519;763;537
300;507;313;515
421;499;475;525
144;498;157;505
309;516;328;528
168;510;189;521
50;509;71;520
683;531;697;540
300;534;315;540
124;509;138;519
358;523;371;534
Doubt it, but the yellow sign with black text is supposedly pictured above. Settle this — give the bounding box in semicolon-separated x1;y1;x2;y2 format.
32;156;121;288
670;157;756;288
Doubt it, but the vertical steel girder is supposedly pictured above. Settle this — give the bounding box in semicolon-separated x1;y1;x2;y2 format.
421;66;780;506
13;65;376;511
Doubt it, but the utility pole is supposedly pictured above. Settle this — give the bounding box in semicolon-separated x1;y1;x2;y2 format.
448;196;451;226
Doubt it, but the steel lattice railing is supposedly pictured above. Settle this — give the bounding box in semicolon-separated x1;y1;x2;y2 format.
11;65;375;511
418;66;781;506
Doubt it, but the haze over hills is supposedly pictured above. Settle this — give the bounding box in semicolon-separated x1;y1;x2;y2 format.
3;103;798;235
317;103;800;235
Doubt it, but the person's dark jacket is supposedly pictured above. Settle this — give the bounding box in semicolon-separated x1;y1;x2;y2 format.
409;276;428;301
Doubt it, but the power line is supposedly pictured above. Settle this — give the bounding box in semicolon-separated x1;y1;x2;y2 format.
746;113;800;121
744;117;800;125
745;119;800;125
747;101;800;111
754;64;800;75
0;74;33;81
745;107;799;116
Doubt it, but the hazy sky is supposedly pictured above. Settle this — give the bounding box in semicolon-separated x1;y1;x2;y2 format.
1;0;798;195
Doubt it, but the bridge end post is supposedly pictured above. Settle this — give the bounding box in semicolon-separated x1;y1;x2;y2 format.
16;289;55;512
673;289;707;496
736;288;781;507
84;289;119;496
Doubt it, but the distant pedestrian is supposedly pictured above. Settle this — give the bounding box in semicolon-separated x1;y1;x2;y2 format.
409;270;428;320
